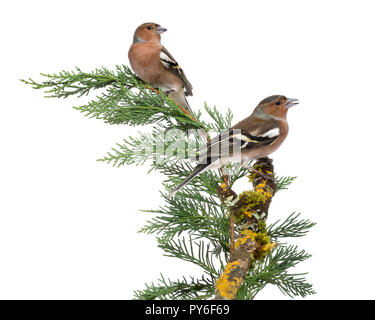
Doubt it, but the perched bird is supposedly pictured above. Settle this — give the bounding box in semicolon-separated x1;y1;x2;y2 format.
128;22;193;114
168;95;299;198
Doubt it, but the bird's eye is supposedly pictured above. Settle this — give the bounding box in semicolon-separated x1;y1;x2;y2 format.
275;101;281;106
147;25;152;30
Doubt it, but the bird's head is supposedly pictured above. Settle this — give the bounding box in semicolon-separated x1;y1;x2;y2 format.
133;22;167;44
253;95;299;120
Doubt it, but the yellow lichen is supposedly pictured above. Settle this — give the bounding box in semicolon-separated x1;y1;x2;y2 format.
215;261;242;299
261;242;278;252
234;227;276;261
254;180;273;200
256;180;267;189
217;226;277;299
243;210;252;218
220;183;228;192
234;230;257;249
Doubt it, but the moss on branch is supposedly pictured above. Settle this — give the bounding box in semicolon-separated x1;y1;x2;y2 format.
215;158;278;300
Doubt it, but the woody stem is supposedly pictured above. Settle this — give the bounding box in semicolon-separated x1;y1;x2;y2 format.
214;158;277;300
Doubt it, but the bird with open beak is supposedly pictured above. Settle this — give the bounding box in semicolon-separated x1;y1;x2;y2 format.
168;95;299;198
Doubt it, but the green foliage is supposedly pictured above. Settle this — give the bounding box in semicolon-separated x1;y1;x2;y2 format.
22;65;204;130
157;237;221;276
268;212;316;241
140;193;229;248
134;274;214;300
21;66;126;98
203;104;234;132
238;245;315;299
23;64;315;300
275;175;297;191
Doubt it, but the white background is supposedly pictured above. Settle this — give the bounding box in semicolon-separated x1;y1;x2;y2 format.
1;0;374;299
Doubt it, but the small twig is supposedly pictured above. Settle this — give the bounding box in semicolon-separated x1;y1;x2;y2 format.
215;236;259;300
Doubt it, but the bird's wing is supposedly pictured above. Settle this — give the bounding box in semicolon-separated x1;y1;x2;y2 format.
195;118;280;163
169;118;280;198
160;46;193;96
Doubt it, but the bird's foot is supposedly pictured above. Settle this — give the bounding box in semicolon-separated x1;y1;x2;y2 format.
242;162;273;181
248;168;273;181
149;87;161;95
166;90;175;95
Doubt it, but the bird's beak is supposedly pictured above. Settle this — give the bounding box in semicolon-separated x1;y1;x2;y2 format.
155;26;167;34
286;98;299;109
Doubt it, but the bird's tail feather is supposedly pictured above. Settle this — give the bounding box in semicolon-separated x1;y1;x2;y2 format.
169;89;193;115
167;163;209;199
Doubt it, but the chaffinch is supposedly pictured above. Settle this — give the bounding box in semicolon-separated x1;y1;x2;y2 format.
168;95;299;198
128;22;193;114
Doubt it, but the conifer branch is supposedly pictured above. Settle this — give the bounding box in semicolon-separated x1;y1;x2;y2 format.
21;65;205;130
23;64;315;300
275;175;297;191
268;212;316;240
134;274;215;300
238;245;315;299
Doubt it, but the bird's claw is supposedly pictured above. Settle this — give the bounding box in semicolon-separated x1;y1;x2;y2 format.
164;89;175;96
248;168;273;181
149;87;161;95
241;162;273;181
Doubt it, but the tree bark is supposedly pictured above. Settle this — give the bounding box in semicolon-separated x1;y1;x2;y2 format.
214;157;278;300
